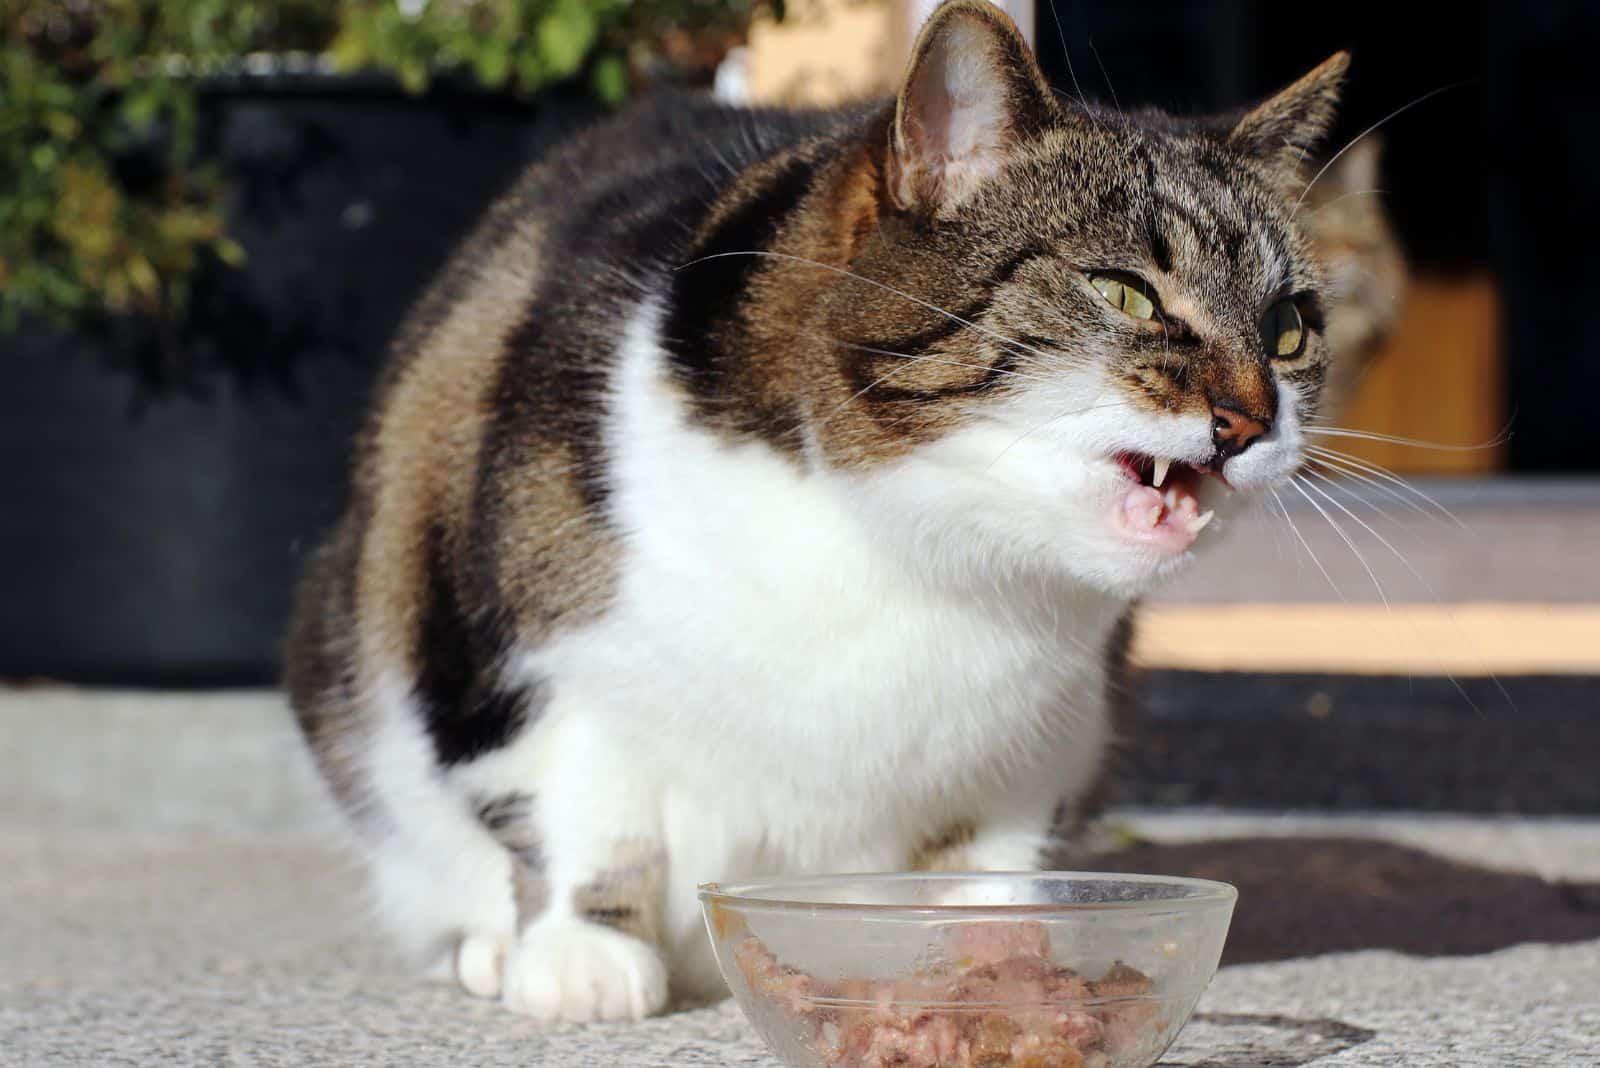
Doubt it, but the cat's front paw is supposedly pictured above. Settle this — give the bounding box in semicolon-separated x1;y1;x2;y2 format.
501;919;669;1022
455;932;510;999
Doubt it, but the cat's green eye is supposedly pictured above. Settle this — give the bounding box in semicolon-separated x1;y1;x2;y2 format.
1090;274;1157;321
1263;300;1306;359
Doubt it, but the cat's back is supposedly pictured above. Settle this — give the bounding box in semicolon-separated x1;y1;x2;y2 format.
369;91;860;437
287;91;863;745
356;90;860;548
397;91;854;350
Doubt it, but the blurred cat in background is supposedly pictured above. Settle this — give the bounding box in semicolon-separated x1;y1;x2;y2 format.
1301;138;1407;413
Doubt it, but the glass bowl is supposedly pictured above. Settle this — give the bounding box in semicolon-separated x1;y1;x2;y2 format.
699;872;1236;1068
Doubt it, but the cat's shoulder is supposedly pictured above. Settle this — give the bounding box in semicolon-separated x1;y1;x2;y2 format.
543;89;877;182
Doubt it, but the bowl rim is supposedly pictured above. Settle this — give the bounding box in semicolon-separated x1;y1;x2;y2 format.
697;870;1238;914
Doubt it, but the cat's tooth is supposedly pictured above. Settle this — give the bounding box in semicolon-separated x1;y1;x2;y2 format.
1143;502;1163;529
1164;486;1179;511
1188;509;1216;534
1152;457;1171;488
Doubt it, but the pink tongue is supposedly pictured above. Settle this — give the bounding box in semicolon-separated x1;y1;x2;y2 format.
1119;483;1202;550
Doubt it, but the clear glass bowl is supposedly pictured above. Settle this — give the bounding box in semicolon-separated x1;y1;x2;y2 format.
699;872;1236;1068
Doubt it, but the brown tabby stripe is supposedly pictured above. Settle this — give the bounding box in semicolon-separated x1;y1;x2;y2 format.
663;150;822;446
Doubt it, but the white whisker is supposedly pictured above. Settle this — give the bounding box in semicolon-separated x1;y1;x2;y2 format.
1290;475;1389;609
1293;82;1464;213
817;336;1057;386
1300;466;1416;533
675;250;1058;368
1256;487;1295;562
1304;452;1436;525
1270;486;1345;600
1299;468;1428;587
1044;0;1105;131
1296;482;1497;716
814;353;1044;430
1304;425;1509;452
1299;188;1389;217
1302;475;1517;716
1087;34;1121;114
1303;445;1471;531
983;396;1129;472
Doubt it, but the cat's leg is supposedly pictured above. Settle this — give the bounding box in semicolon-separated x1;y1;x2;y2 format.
475;711;672;1022
911;786;1064;907
953;712;1120;879
911;812;1054;874
355;679;523;990
370;824;519;996
448;791;547;998
287;542;524;993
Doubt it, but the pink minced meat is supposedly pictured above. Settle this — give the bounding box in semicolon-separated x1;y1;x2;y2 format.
734;921;1155;1068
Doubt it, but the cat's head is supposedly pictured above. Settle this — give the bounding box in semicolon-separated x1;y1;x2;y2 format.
746;0;1353;594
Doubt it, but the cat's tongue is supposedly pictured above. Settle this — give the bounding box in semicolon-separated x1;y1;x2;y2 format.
1117;481;1212;552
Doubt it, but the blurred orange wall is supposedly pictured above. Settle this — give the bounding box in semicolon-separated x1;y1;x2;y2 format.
1335;278;1506;475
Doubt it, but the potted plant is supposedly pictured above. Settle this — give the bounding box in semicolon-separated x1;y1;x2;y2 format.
0;0;775;686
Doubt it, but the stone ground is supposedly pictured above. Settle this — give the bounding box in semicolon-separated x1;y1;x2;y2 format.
4;688;1597;1066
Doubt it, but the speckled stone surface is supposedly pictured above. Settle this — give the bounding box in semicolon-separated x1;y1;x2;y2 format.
3;824;1597;1066
4;689;1598;1064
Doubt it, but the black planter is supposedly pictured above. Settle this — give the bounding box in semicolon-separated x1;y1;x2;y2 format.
0;74;599;687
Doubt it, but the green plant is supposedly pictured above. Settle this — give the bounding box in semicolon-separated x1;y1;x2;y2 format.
1;0;773;330
333;0;777;103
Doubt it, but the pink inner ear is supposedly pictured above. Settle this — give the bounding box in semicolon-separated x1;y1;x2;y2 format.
899;24;1016;206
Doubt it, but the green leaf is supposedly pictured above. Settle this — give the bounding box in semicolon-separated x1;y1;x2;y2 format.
125;255;161;300
214;237;248;267
590;54;629;105
474;36;513;88
42;111;81;140
122;89;164;130
0;0;774;333
536;1;599;79
514;47;547;90
397;57;430;93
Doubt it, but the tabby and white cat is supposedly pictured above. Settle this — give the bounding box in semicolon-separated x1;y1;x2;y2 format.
288;0;1363;1022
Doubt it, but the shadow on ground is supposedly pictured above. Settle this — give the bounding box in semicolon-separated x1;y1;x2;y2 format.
1067;836;1600;965
1158;1012;1378;1067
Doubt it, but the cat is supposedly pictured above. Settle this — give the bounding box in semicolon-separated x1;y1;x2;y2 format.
287;0;1357;1022
1299;138;1407;415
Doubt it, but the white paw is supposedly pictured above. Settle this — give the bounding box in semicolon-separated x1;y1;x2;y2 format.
501;920;669;1022
456;933;509;999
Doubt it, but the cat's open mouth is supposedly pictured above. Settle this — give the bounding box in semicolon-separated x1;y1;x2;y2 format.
1111;452;1218;553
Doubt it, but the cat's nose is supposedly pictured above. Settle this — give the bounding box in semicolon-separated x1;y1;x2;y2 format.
1210;402;1271;458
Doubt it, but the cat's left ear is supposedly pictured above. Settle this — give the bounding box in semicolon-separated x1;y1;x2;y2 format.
888;0;1056;216
1228;52;1351;192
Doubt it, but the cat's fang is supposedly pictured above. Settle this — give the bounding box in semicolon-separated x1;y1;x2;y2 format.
1122;486;1167;531
1188;510;1216;534
1151;457;1171;488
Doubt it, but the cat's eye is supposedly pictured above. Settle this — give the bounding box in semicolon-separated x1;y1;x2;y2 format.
1090;273;1157;321
1263;300;1306;359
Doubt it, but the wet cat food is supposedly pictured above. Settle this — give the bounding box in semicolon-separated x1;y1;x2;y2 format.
734;921;1157;1068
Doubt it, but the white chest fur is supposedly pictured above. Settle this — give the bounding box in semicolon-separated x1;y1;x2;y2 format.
524;307;1122;847
501;305;1127;987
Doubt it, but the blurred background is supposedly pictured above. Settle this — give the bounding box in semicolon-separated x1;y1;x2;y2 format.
2;0;1597;819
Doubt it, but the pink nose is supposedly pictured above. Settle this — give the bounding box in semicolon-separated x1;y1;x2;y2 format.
1210;404;1270;457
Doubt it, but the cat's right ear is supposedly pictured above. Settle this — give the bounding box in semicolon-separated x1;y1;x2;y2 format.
1228;52;1350;194
888;0;1055;216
